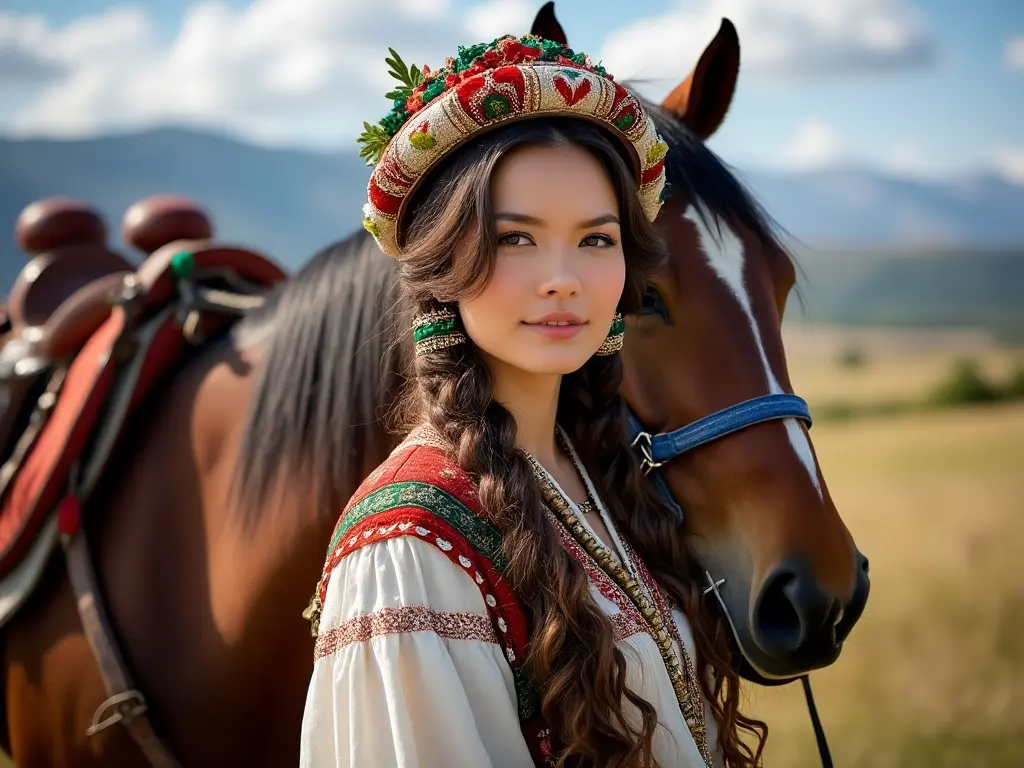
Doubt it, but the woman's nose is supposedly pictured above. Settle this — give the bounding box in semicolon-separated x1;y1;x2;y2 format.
538;248;580;296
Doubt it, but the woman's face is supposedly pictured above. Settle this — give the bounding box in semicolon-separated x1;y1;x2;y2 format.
459;143;626;378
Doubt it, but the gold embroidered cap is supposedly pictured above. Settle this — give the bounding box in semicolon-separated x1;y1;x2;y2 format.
359;36;670;258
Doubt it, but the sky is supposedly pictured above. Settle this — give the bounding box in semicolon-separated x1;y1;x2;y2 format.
0;0;1021;182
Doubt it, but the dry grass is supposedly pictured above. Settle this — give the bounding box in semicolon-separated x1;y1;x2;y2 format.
782;325;1024;408
741;330;1024;767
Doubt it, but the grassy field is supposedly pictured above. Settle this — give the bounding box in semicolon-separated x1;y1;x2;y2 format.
741;327;1024;767
782;325;1023;406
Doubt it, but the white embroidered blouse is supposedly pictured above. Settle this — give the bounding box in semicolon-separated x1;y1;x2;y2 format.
300;436;722;768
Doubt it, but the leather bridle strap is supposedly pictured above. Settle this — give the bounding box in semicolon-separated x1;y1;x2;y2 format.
626;392;833;768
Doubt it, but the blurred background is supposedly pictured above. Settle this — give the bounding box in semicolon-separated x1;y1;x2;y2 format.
1;0;1022;765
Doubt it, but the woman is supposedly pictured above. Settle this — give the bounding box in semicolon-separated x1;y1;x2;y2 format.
301;35;766;768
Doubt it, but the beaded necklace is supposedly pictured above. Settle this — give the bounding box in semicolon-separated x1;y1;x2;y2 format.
524;430;714;768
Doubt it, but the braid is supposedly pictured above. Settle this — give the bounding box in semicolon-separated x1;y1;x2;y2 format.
401;304;659;767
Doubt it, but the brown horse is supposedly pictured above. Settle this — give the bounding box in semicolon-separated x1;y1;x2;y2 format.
0;16;868;768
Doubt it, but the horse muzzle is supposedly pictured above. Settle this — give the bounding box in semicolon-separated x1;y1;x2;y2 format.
738;550;870;680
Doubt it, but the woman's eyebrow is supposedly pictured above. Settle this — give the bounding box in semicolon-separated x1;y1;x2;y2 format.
494;212;619;227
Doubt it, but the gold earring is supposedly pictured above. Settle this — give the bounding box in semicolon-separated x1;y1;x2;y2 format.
595;313;625;356
412;307;466;357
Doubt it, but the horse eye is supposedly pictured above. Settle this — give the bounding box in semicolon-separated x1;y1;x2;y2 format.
639;285;668;320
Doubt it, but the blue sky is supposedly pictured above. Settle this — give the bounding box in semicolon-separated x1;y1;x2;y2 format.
1;0;1021;181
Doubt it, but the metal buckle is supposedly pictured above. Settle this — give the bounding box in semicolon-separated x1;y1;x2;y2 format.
630;431;664;475
86;690;148;736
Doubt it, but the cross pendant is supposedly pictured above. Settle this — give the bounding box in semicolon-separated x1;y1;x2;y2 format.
702;570;726;596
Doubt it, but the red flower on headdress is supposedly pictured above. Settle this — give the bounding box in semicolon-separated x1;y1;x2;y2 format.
555;55;584;69
497;39;542;64
405;92;424;113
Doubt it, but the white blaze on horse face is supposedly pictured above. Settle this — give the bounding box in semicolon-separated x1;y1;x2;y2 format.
683;206;822;497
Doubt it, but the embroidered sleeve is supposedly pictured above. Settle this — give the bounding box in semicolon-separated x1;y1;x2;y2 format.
299;535;535;768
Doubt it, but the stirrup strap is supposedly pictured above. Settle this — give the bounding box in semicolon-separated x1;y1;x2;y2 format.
61;305;183;768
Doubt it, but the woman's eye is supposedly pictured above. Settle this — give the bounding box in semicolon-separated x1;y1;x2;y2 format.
497;231;533;247
580;234;617;248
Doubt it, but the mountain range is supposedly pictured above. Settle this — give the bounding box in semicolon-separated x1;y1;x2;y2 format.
2;127;1022;336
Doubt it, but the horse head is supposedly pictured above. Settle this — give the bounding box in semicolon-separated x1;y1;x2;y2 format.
535;6;870;683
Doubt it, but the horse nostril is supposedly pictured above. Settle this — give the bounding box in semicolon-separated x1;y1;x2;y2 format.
753;560;833;658
753;569;802;654
858;552;870;575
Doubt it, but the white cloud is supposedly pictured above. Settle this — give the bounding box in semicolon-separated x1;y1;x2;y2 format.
0;0;527;147
0;13;66;84
601;0;935;90
780;119;842;170
992;146;1024;185
1005;36;1024;71
877;143;947;180
464;0;534;43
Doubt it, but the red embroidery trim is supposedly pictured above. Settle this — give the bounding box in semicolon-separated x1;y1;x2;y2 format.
325;508;548;762
545;508;671;652
618;535;689;652
333;509;530;664
609;612;647;642
314;605;497;661
547;509;635;614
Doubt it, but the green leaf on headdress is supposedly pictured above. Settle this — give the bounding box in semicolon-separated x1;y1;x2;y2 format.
356;121;391;165
381;48;425;104
385;48;424;90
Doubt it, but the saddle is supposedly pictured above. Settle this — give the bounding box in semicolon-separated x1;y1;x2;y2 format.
0;200;135;472
0;195;286;579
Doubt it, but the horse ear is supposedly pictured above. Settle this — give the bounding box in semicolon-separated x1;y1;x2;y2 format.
531;2;568;45
660;18;740;140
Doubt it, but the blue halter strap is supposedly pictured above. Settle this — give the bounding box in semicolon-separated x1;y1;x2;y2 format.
626;393;813;521
627;392;833;768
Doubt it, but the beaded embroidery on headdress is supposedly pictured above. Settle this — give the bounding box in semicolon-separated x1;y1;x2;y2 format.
358;36;670;258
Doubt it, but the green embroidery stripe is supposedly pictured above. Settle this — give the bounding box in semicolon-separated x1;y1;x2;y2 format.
330;481;506;570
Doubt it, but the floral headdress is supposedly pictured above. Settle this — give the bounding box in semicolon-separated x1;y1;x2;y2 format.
359;35;670;258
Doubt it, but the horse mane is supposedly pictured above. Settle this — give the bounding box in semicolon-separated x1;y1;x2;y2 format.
231;228;406;526
635;94;799;277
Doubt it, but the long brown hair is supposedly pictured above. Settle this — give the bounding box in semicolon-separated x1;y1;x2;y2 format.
393;118;766;767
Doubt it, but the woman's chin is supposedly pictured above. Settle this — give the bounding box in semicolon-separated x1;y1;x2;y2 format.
509;350;598;376
482;334;606;377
